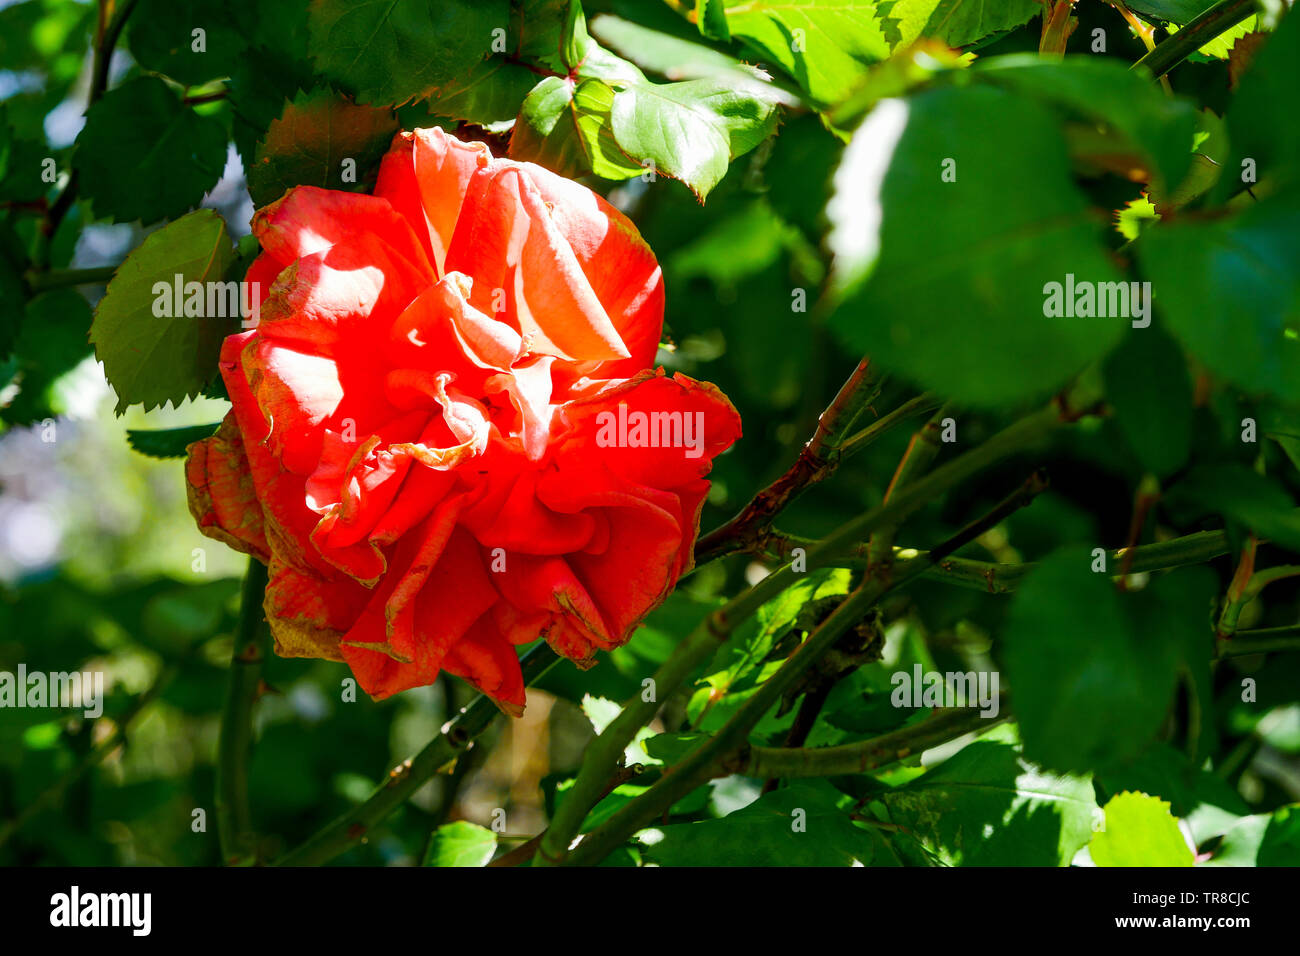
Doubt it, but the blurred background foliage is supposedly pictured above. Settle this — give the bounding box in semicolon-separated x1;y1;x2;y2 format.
1;0;1298;866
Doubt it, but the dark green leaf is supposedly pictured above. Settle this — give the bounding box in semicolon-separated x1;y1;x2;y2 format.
1103;323;1193;478
1165;464;1300;552
1001;548;1185;772
642;781;882;866
1;289;93;426
882;735;1097;865
247;88;399;208
73;76;228;225
128;0;250;85
308;0;508;106
126;422;223;459
974;55;1197;192
1139;190;1300;403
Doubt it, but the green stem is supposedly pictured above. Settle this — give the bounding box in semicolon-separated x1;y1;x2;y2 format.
275;643;560;867
543;393;1091;866
1218;626;1300;657
24;265;118;293
0;662;178;850
866;403;952;577
765;528;1233;593
730;705;1009;778
837;392;942;460
1131;0;1258;80
217;557;268;866
34;0;139;264
565;472;1049;866
534;616;726;864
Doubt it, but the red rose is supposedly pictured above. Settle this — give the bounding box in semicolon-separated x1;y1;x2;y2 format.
186;128;741;714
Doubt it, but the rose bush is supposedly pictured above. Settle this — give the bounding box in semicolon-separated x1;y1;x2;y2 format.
186;127;741;714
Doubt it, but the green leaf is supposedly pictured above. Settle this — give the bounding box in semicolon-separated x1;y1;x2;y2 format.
1165;464;1300;552
580;694;622;735
1001;548;1186;772
1166;16;1259;62
704;568;850;695
591;13;796;99
608;73;780;199
516;0;570;72
72;76;228;225
421;821;497;867
0;290;93;426
829;86;1127;408
882;737;1097;865
721;0;890;108
641;781;882;866
1098;742;1249;845
511;76;645;181
0;104;55;204
558;775;710;834
247;88;399;208
1123;0;1216;23
1089;791;1194;866
1139;191;1300;404
427;58;540;131
126;422;223;459
128;0;251;85
511;19;780;198
90;209;240;413
878;0;1042;52
308;0;508;106
1203;805;1300;866
228;46;315;167
1215;10;1299;199
696;0;731;43
641;731;710;764
0;0;93;73
1258;805;1300;865
561;0;587;68
1103;323;1193;478
973;55;1197;192
421;0;568;129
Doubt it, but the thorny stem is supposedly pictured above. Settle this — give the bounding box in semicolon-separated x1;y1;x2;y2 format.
694;357;882;565
1219;626;1300;657
866;403;952;580
275;643;560;867
216;557;269;866
1131;0;1258;80
35;0;140;266
563;472;1051;865
1112;1;1174;94
731;704;1010;778
762;527;1233;593
539;393;1088;865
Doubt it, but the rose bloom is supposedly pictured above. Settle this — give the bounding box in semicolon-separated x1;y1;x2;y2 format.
186;128;741;714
